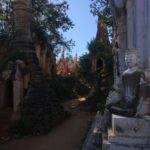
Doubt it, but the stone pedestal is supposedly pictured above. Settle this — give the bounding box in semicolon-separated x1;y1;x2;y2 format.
103;115;150;150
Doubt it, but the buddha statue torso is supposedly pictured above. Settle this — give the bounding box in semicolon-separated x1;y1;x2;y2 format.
122;69;141;108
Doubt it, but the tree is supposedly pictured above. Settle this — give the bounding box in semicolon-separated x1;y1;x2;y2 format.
0;0;74;54
90;0;112;40
78;53;92;82
77;0;113;112
90;0;112;27
0;0;14;34
87;38;106;55
32;0;74;53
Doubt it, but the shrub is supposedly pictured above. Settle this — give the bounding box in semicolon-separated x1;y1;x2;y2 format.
10;72;67;137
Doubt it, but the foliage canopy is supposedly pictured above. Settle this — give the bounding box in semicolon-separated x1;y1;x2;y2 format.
90;0;112;27
0;0;74;54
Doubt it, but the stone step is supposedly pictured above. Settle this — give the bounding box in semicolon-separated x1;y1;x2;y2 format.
103;136;150;150
112;115;150;138
102;114;150;150
103;143;150;150
109;136;150;146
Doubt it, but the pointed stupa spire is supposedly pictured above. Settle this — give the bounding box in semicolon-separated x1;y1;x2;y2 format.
61;50;65;61
74;51;78;62
96;15;110;47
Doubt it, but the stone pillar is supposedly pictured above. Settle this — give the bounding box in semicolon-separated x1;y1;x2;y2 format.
13;80;23;112
109;0;127;92
147;1;150;60
126;0;134;48
12;60;25;112
125;0;150;68
135;0;146;68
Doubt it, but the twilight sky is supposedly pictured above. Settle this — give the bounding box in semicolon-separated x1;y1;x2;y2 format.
63;0;97;58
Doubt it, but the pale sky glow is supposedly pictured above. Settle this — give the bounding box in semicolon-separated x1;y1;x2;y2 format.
63;0;97;57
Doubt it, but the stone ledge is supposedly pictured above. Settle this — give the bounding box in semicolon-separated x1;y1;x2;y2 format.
109;136;150;146
112;115;150;138
103;136;150;150
103;143;150;150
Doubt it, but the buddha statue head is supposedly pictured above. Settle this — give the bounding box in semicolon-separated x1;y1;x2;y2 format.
125;48;138;69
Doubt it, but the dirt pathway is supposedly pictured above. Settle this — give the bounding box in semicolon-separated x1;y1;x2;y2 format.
0;98;94;150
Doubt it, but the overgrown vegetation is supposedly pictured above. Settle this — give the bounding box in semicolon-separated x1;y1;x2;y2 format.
31;0;75;53
78;51;113;113
85;70;113;113
90;0;112;38
0;0;113;138
0;0;75;137
10;73;91;137
46;75;90;100
79;0;113;113
0;0;74;54
77;0;113;113
10;67;68;137
90;0;112;27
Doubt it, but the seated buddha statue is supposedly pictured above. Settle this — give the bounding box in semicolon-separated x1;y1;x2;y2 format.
106;49;141;117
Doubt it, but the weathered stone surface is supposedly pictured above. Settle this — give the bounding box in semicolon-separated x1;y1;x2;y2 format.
110;0;150;69
103;141;150;150
136;84;150;117
106;49;141;116
102;115;150;150
112;115;150;138
103;136;150;150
